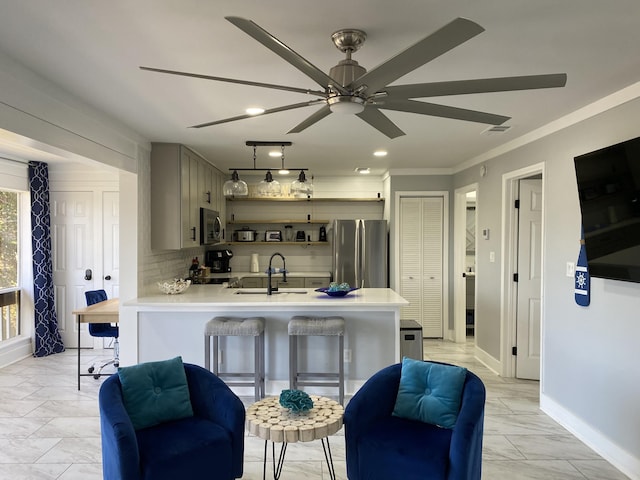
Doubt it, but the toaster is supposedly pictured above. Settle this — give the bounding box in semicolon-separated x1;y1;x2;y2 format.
265;230;282;242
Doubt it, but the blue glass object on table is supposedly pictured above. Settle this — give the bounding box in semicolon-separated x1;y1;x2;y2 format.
279;389;314;412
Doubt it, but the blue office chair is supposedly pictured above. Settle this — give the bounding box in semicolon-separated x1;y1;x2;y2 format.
85;289;119;378
344;362;486;480
99;362;245;480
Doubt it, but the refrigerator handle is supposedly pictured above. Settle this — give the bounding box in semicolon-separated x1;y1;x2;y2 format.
358;220;365;288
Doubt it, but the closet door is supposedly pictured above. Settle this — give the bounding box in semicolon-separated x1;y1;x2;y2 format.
399;196;444;337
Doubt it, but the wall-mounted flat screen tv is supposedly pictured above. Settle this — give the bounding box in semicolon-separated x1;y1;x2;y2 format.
574;136;640;283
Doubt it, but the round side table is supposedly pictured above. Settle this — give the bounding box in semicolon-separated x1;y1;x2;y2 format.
246;395;344;480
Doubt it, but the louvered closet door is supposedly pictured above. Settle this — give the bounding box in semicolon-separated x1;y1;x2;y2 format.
399;196;444;337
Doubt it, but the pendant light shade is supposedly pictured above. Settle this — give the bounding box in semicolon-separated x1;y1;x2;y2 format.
257;170;282;197
290;170;313;198
223;170;249;197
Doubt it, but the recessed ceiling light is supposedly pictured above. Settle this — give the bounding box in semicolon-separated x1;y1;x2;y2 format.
355;167;370;174
246;107;265;116
373;150;387;157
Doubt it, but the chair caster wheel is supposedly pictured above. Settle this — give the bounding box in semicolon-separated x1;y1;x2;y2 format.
94;374;101;380
88;366;95;373
114;362;120;368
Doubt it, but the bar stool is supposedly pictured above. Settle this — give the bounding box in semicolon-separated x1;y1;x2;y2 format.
288;315;345;404
204;316;265;401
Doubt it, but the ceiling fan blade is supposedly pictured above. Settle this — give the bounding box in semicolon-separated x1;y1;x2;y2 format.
356;108;405;139
385;73;568;99
379;99;510;125
288;105;332;133
226;17;347;94
140;66;327;97
350;18;485;96
189;100;325;129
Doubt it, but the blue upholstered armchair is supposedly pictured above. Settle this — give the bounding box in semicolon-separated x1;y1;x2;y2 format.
99;362;245;480
344;362;486;480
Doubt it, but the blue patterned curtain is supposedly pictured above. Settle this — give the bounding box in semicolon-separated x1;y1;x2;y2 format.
28;161;65;357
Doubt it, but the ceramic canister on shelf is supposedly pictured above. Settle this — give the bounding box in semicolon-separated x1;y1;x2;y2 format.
250;253;259;273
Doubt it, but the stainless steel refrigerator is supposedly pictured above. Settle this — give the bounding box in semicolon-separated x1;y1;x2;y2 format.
332;219;388;288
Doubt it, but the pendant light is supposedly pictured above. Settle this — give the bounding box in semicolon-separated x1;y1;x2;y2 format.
222;169;249;197
290;170;313;198
257;169;282;197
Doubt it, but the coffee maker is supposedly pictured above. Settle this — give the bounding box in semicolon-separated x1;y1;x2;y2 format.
205;249;233;273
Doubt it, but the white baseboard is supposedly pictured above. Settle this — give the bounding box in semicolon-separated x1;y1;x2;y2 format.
541;394;640;480
0;337;32;368
474;343;501;375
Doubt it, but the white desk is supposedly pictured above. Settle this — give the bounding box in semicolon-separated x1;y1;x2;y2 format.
72;298;119;390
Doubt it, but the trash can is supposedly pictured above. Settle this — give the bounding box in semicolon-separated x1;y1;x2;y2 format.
400;320;423;360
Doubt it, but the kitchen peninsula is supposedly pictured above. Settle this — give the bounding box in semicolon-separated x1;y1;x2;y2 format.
120;285;408;396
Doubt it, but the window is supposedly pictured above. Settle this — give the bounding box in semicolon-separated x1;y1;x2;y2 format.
0;190;20;341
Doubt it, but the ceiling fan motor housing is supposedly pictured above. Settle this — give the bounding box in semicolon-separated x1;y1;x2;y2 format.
329;59;367;88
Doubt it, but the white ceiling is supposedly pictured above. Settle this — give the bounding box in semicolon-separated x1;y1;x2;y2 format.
1;0;639;176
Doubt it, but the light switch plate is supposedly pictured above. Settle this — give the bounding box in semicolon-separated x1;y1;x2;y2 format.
566;262;575;277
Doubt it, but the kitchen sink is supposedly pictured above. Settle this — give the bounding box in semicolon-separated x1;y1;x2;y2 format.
233;288;308;295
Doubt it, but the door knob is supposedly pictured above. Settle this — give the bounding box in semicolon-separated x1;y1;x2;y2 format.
84;269;92;280
105;275;112;280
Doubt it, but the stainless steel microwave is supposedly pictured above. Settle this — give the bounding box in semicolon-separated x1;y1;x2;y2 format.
200;208;222;245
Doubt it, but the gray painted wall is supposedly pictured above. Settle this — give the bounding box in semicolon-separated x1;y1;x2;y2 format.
455;97;640;467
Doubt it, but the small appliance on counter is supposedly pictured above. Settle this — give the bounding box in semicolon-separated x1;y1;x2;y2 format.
296;230;306;242
319;226;327;242
266;230;282;242
205;249;233;273
233;227;256;242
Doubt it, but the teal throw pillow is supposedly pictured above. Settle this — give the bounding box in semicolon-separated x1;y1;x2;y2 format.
117;356;194;430
392;357;467;428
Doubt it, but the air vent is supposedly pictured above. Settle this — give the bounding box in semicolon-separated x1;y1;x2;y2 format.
483;125;511;134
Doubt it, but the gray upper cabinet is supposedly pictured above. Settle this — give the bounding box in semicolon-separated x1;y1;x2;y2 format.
151;143;222;250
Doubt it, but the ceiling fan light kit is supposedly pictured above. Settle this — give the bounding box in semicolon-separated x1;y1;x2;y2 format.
141;16;567;139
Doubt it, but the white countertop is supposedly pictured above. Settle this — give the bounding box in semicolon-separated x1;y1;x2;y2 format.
125;285;408;309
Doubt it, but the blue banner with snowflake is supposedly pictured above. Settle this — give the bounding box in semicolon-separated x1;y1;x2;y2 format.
575;227;590;306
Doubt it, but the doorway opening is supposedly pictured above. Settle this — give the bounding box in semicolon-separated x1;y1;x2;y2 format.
453;184;478;343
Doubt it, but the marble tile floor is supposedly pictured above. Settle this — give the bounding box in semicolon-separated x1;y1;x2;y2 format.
0;340;629;480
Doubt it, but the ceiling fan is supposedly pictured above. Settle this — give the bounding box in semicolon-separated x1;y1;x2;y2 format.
140;16;567;139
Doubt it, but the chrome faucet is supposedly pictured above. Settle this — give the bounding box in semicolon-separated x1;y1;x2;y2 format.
267;252;287;295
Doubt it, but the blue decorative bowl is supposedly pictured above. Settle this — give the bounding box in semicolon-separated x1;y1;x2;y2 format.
315;287;360;297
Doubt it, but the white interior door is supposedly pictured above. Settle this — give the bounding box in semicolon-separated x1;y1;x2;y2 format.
399;196;444;338
51;191;94;348
516;179;543;380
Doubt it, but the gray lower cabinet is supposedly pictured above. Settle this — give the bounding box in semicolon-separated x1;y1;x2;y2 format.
239;276;329;288
240;277;264;288
304;277;328;288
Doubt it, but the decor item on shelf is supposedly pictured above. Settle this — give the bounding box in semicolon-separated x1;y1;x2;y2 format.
290;170;314;198
157;279;191;295
279;389;314;413
296;230;306;242
284;225;293;242
223;170;249;198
